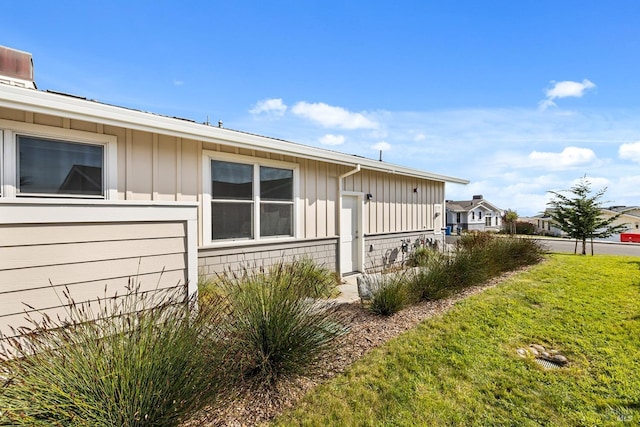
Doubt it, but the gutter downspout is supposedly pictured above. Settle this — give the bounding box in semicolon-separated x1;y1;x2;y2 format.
337;164;361;276
338;164;361;194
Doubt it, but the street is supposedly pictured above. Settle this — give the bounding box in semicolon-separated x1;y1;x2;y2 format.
445;235;640;257
539;237;640;257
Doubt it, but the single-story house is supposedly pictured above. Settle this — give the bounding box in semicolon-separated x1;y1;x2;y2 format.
524;206;639;241
521;212;564;237
445;195;503;232
0;46;468;338
602;206;640;233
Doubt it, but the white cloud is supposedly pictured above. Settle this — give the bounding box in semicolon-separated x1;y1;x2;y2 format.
250;98;287;116
291;101;378;129
619;141;640;163
371;141;391;151
318;134;345;146
235;105;640;216
414;133;426;141
572;175;609;189
528;146;597;169
539;79;596;110
173;79;184;86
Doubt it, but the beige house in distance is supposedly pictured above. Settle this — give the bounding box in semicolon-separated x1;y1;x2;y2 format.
0;46;468;338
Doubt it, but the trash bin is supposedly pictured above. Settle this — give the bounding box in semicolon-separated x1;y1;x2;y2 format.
445;226;451;235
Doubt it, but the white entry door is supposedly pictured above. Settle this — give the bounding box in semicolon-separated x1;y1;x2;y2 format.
340;195;360;274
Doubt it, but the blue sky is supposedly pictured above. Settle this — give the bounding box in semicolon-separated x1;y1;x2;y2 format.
4;1;640;216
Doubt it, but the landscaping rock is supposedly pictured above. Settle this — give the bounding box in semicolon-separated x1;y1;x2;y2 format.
528;347;539;356
356;273;382;301
531;344;546;353
551;354;568;365
516;348;527;357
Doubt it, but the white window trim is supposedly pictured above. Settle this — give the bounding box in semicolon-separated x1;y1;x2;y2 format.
201;150;300;247
0;120;117;200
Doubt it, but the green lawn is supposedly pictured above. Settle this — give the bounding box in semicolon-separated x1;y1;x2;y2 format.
274;254;640;426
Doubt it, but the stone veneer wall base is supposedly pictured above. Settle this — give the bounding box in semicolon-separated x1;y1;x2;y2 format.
364;230;439;273
198;237;338;279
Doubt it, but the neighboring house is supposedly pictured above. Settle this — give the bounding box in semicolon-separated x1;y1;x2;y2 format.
600;206;640;242
602;206;640;233
524;206;640;241
0;46;468;337
522;211;564;237
445;195;503;232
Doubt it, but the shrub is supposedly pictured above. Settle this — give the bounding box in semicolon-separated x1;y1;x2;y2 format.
410;249;486;301
407;246;433;267
0;283;231;427
369;272;412;316
487;236;547;273
410;234;546;302
219;262;348;383
515;221;536;235
456;231;496;252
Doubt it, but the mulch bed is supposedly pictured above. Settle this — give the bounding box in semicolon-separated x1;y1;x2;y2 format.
184;267;530;426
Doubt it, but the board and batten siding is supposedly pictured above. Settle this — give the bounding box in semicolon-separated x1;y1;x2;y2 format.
0;107;445;246
0;109;342;243
0;200;198;339
342;167;444;234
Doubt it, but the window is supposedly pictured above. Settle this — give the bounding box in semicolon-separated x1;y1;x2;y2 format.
456;212;461;223
211;160;254;240
479;211;482;220
259;166;293;237
485;216;491;226
471;211;475;220
0;121;117;199
207;155;296;242
18;136;104;196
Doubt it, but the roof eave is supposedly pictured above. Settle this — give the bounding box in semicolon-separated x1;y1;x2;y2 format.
0;85;469;185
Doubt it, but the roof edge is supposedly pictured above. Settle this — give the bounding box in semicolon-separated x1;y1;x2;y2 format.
0;84;469;184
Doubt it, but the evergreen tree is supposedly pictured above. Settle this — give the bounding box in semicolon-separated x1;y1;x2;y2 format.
547;177;627;255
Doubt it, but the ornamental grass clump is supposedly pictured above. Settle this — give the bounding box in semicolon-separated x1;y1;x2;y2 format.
219;261;348;384
410;234;546;301
0;282;231;427
369;272;413;316
456;232;546;276
407;246;432;267
409;251;457;301
277;257;340;298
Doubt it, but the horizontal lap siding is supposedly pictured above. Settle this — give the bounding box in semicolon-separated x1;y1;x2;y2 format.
0;221;188;338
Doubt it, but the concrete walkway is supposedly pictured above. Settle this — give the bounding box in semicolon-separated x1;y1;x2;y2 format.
335;274;361;304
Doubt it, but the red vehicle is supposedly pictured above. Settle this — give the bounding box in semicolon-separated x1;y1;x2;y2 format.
620;233;640;243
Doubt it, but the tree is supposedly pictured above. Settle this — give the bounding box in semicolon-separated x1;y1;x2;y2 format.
547;177;627;255
502;209;518;234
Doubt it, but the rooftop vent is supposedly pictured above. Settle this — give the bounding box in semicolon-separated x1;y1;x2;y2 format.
0;46;36;89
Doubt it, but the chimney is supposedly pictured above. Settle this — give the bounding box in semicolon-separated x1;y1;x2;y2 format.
472;195;483;200
0;46;36;89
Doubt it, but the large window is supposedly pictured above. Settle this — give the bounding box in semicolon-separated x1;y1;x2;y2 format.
18;136;104;196
209;158;295;241
259;166;293;237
